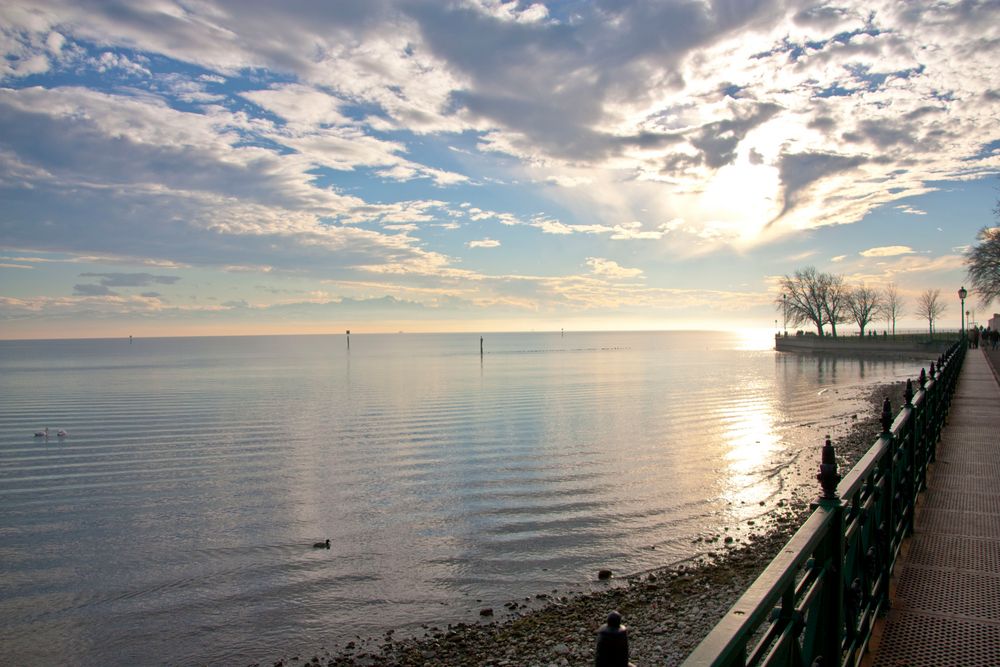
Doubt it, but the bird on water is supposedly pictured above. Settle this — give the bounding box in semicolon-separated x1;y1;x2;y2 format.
313;539;331;549
34;428;48;438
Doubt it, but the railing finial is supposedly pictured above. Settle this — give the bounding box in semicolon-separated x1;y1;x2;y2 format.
818;435;840;499
929;361;936;380
919;368;926;389
904;378;914;406
881;397;893;433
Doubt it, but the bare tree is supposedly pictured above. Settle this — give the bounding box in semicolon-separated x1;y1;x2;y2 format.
848;285;884;336
820;273;850;337
883;283;905;336
966;224;1000;306
776;267;826;335
917;288;947;337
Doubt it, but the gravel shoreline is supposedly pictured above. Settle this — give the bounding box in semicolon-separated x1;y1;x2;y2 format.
259;380;909;667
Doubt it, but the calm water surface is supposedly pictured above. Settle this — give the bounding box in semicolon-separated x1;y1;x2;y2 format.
0;331;925;664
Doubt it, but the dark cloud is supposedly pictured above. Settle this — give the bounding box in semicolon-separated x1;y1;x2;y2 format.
656;102;781;175
792;5;854;28
73;283;116;296
843;118;949;153
774;151;868;222
410;0;782;162
689;103;782;169
79;272;181;287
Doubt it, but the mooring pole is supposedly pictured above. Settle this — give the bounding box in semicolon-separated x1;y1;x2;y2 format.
346;329;350;350
480;336;483;359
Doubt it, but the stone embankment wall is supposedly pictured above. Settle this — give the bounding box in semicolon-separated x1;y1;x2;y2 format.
774;334;954;356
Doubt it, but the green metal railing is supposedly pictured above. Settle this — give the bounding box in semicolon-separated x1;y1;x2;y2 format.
683;340;965;667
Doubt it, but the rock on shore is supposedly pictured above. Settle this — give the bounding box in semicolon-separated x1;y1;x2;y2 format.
256;380;908;667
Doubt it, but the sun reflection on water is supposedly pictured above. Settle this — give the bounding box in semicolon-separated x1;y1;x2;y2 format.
732;327;780;351
720;394;783;506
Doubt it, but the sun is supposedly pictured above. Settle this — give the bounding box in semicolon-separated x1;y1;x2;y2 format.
699;158;782;243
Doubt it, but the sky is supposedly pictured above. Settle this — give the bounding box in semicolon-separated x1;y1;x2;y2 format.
0;0;998;339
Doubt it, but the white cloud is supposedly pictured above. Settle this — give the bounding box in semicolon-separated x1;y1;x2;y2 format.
585;257;643;279
467;238;500;249
241;84;351;129
860;245;916;258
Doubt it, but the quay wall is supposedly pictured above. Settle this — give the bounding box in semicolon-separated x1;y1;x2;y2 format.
774;334;956;356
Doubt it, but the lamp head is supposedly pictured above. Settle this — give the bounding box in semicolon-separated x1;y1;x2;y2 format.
958;286;968;300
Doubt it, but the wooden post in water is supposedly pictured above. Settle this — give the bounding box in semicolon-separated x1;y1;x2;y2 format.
346;329;350;350
480;336;483;359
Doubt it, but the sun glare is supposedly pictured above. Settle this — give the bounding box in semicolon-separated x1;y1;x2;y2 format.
700;160;781;242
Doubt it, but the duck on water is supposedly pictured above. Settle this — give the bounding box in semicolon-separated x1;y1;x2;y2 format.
33;428;68;438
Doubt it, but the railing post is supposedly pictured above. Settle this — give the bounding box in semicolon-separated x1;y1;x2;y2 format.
916;369;928;491
595;610;630;667
815;435;845;667
928;363;942;461
903;379;917;537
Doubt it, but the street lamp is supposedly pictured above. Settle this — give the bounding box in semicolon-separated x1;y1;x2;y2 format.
782;294;787;334
958;286;967;336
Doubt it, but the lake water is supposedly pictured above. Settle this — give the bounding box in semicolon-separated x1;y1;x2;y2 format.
0;331;925;664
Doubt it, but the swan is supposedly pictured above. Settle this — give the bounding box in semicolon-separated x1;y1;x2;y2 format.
313;539;331;549
34;428;48;438
56;430;68;437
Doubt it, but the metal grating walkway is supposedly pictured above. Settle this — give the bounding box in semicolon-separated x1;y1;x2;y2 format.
869;349;1000;667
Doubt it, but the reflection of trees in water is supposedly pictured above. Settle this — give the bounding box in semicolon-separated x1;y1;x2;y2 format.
774;354;903;394
817;355;838;382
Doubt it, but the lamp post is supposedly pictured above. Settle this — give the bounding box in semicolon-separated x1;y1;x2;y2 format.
782;294;787;334
958;286;967;337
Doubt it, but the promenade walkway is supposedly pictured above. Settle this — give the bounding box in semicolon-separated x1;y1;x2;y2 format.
869;348;1000;666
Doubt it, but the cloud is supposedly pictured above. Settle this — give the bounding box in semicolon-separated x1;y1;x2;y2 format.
73;283;116;296
585;257;643;279
0;85;460;277
467;238;500;248
860;245;916;258
843;253;965;285
241;84;351;129
79;272;181;287
0;0;998;328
